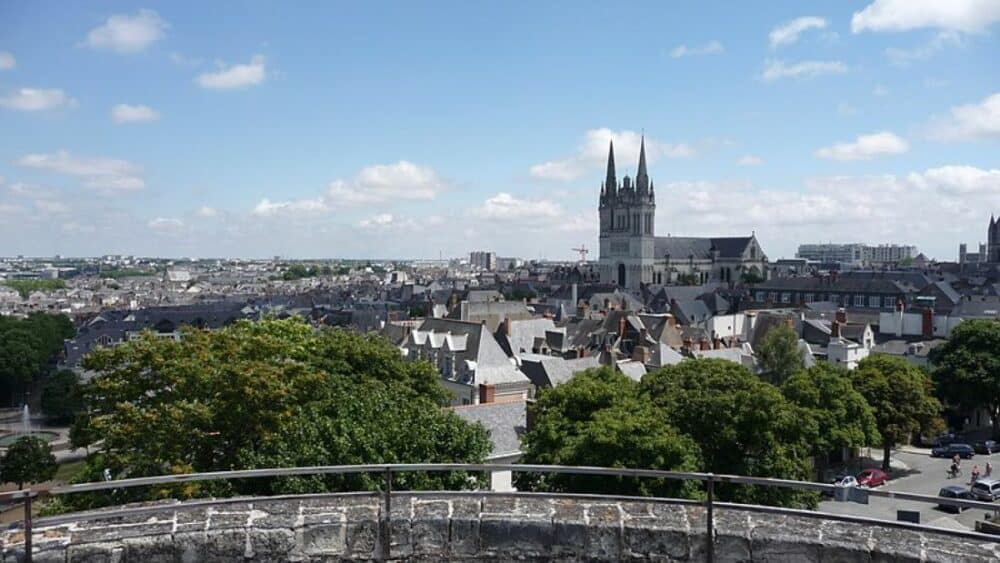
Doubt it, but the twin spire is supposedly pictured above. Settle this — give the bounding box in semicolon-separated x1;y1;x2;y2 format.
603;135;653;202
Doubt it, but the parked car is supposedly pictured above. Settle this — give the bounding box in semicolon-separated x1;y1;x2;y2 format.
923;433;960;448
937;486;973;513
931;443;975;459
972;479;1000;502
974;441;998;455
856;468;888;487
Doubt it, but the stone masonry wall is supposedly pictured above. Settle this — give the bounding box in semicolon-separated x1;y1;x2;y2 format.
3;492;1000;561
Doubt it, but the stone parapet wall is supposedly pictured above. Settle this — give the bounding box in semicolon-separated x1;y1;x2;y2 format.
3;492;999;561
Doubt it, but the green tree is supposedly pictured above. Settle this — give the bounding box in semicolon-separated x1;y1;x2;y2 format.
930;320;1000;438
41;370;85;423
852;355;943;471
69;414;98;453
0;328;45;389
782;364;880;473
0;436;58;489
756;323;803;386
71;318;478;508
642;359;815;507
518;368;702;499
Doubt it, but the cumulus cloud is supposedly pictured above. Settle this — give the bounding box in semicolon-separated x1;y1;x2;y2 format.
0;88;76;111
326;161;447;204
148;217;184;231
471;193;564;221
885;31;962;65
907;165;1000;194
359;213;394;228
760;59;847;81
15;151;145;191
815;131;909;161
0;51;15;70
738;155;764;166
530;128;696;182
928;92;1000;141
111;103;159;123
769;17;827;48
83;9;169;53
252;198;328;217
196;55;267;89
670;41;724;58
197;206;218;217
852;0;1000;33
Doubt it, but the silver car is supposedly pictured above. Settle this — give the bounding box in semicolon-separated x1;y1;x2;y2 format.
971;478;1000;501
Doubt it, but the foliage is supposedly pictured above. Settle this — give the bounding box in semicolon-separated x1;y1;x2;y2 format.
0;313;74;398
0;436;58;489
68;414;98;451
518;368;702;499
756;323;803;386
741;271;765;284
852;355;943;470
41;370;85;423
66;318;480;510
782;364;880;459
3;279;66;299
280;263;333;281
642;359;816;508
930;320;1000;437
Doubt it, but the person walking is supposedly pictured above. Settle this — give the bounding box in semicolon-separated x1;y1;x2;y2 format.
954;453;962;466
972;464;980;485
987;461;993;477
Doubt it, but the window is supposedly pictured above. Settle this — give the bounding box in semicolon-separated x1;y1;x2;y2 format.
854;294;864;307
781;292;790;303
768;292;777;302
756;291;766;301
884;296;896;309
869;296;880;308
804;293;814;303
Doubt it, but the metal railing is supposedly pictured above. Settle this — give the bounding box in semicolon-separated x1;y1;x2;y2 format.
4;463;1000;562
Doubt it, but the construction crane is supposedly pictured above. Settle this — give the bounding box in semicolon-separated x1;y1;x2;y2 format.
571;245;589;263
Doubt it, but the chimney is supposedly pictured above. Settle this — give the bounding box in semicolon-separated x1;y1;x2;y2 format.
577;348;586;359
619;316;627;338
831;320;841;338
922;307;934;339
835;308;847;325
479;383;496;404
632;345;650;364
712;333;722;349
525;399;536;431
503;316;512;337
699;337;709;351
639;327;648;343
683;337;693;350
895;299;904;338
571;283;578;308
667;314;677;327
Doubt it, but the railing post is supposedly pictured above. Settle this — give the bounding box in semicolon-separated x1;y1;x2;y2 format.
24;491;33;563
381;467;392;561
706;475;714;563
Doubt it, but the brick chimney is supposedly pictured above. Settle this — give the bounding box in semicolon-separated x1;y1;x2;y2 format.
618;316;627;338
712;333;722;349
922;307;934;339
479;383;496;404
699;337;709;351
683;336;693;350
835;308;847;325
831;320;841;338
503;316;512;337
632;345;650;364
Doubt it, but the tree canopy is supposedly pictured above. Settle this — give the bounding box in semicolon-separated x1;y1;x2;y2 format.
852;355;943;470
0;313;74;401
67;317;488;509
0;436;58;490
518;368;701;499
40;369;85;424
756;323;803;386
930;320;1000;437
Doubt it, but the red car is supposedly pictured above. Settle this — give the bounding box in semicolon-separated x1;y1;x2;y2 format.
857;468;888;487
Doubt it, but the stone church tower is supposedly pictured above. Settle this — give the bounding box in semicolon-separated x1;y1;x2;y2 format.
990;215;1000;263
598;138;656;289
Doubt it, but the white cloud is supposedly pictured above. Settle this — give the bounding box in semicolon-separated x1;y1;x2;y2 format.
471;192;564;221
169;52;203;67
0;88;76;111
760;59;847;81
852;0;1000;33
197;206;218;217
15;151;145;191
83;9;169;53
359;213;394;228
148;217;184;231
815;131;909;161
885;31;962;65
907;165;1000;194
34;199;69;214
196;55;267;90
530;128;696;181
670;41;724;58
111;103;159;123
873;85;890;96
738;155;764;166
769;17;827;48
929;92;1000;140
0;51;15;70
251;198;328;217
326;161;446;204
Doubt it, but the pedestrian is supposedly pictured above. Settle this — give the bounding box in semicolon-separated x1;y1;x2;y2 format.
987;461;993;477
972;465;980;484
954;453;961;466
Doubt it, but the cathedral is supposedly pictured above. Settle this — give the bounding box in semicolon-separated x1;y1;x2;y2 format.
598;138;768;290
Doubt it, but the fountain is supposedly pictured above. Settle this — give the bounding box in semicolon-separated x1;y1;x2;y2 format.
22;404;31;437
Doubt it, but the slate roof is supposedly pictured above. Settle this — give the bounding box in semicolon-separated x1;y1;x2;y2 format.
451;400;526;458
518;353;601;388
654;237;753;260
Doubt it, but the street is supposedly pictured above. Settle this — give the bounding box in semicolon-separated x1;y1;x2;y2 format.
819;446;1000;531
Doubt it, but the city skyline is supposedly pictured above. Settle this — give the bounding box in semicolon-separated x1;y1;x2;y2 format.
1;1;998;259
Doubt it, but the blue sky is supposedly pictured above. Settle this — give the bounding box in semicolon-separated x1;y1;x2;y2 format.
1;0;998;260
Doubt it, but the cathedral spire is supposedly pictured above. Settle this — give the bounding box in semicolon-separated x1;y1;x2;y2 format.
605;140;617;196
635;134;649;194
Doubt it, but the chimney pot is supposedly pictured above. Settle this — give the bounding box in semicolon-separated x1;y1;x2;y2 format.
831;320;841;338
479;383;496;404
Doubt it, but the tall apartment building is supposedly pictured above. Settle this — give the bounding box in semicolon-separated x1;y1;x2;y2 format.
796;243;916;266
469;251;497;271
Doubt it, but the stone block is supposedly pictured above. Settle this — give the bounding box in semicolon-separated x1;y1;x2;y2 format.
344;519;378;558
121;533;177;562
247;528;296;560
479;516;553;558
200;529;249;563
300;524;347;557
65;542;124;563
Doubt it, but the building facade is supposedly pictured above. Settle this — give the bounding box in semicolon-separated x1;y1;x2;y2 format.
796;243;916;267
598;138;767;290
469;251;497;271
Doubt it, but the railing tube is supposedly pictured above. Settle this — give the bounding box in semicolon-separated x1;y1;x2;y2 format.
706;475;714;563
24;491;33;563
381;467;392;561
